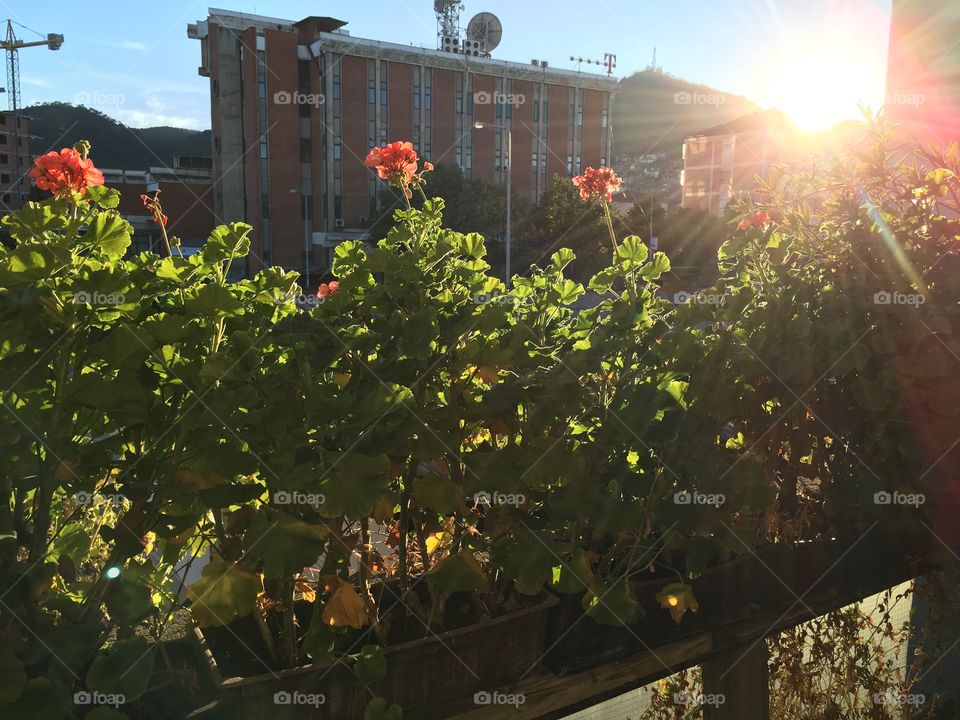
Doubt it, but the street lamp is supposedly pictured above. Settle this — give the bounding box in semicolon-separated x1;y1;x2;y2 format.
473;121;512;285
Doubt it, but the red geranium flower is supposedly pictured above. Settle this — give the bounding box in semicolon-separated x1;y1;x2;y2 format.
365;141;419;184
318;281;339;299
29;147;105;198
738;211;771;229
364;141;434;199
140;191;168;227
572;166;623;202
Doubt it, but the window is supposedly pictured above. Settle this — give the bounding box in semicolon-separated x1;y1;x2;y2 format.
456;146;462;167
1;173;8;184
0;135;6;145
424;69;432;110
532;151;538;169
567;155;573;174
413;67;420;110
456;88;463;114
380;78;388;106
333;73;341;101
601;108;609;128
577;104;584;126
2;153;11;164
334;136;342;161
368;78;376;104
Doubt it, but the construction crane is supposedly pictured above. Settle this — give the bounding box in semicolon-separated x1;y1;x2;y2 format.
1;20;63;207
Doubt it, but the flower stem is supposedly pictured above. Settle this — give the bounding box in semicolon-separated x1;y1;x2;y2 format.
602;201;618;255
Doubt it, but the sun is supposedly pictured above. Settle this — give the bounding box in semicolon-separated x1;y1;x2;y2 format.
759;50;881;133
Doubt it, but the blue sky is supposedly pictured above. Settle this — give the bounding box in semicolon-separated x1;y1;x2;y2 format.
6;0;893;130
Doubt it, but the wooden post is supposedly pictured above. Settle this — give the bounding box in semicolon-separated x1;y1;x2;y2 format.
701;638;770;720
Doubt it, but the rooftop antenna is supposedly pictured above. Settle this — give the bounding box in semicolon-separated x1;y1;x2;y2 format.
436;0;463;53
645;47;661;73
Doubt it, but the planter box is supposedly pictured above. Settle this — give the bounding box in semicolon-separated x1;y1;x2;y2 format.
192;593;558;719
544;535;928;675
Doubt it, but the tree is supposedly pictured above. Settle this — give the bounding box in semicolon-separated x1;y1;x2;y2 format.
367;164;525;245
516;175;610;282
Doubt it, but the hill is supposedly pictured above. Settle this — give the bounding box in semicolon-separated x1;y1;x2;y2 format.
23;102;211;170
613;70;760;158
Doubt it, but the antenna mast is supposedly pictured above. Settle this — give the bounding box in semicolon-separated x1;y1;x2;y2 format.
436;0;463;52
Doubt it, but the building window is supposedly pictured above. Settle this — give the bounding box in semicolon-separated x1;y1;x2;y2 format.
0;136;6;145
424;68;432;110
577;104;584;126
456;146;462;167
531;151;538;169
567;155;573;174
601;108;609;128
333;73;341;101
1;173;8;183
456;87;463;114
380;78;388;106
368;78;376;104
413;66;420;110
334;136;341;161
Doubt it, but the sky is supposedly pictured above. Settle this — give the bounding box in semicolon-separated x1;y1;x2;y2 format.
5;0;893;131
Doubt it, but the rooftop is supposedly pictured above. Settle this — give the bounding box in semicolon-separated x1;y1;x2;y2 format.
190;7;618;92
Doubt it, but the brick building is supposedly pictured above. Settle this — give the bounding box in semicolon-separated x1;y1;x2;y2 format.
885;0;960;148
188;8;616;282
100;155;215;256
680;110;793;215
0;111;32;214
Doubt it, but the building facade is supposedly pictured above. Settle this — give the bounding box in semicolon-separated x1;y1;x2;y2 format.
680;110;792;215
188;9;616;281
0;111;32;215
101;155;215;256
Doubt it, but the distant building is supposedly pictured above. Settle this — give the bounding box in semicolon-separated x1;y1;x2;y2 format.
100;155;215;255
187;8;616;281
680;110;793;215
0;111;32;214
886;0;960;148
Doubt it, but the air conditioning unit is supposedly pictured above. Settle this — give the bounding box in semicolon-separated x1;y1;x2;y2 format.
334;218;345;228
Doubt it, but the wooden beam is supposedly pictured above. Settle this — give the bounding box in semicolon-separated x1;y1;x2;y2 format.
702;639;769;720
445;632;713;720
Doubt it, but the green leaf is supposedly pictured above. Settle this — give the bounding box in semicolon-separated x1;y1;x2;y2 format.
556;278;585;305
186;561;261;627
583;577;644;626
491;536;554;595
203;223;252;263
183;283;244;318
87;709;129;720
87;212;132;261
639;252;671;281
551;248;576;269
0;677;71;720
242;509;328;576
616;236;649;265
86;637;155;702
413;473;462;514
0;245;61;287
320;453;390;520
105;579;156;624
459;233;486;259
427;552;489;593
86;186;121;210
0;640;27;704
355;645;388;685
365;697;403;720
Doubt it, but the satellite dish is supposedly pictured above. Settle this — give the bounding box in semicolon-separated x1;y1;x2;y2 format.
466;12;503;54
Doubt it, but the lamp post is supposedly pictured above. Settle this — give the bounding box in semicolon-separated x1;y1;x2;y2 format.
473;121;511;286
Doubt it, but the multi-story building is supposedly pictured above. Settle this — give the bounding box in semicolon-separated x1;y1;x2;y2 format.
188;8;616;282
886;0;960;149
0;111;32;214
100;155;215;256
680;110;792;215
